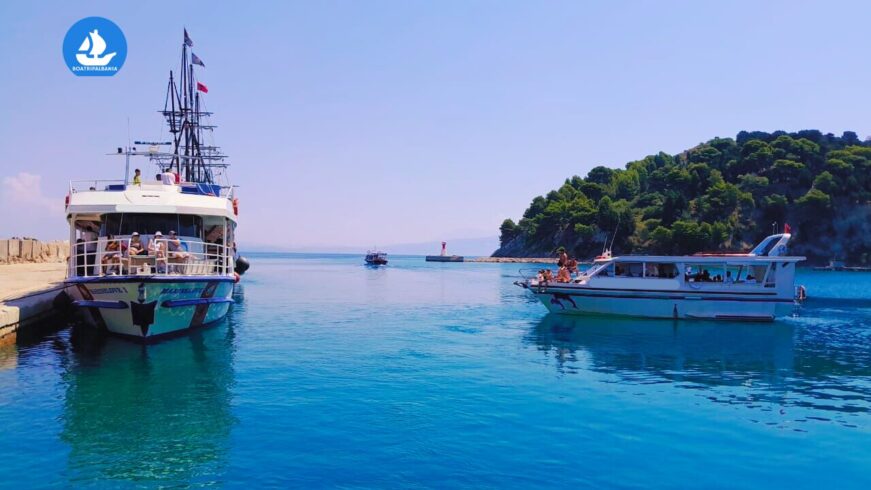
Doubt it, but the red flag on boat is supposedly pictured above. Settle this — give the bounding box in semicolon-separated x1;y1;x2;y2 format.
196;82;208;93
784;223;791;234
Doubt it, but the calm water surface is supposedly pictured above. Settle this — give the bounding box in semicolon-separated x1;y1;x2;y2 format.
1;254;870;488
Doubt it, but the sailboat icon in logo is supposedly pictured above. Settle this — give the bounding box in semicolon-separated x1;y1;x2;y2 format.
75;29;117;66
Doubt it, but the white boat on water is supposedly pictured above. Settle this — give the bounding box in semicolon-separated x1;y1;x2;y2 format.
518;232;805;322
64;31;248;341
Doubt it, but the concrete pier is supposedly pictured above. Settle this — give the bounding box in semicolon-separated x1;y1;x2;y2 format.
0;263;66;344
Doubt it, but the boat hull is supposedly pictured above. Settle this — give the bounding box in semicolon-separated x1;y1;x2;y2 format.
530;286;794;321
65;276;235;339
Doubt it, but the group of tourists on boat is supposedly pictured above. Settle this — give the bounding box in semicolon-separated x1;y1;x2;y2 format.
77;229;192;276
536;247;581;285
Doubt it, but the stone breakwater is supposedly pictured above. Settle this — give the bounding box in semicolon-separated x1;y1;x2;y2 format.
468;257;558;263
0;239;69;264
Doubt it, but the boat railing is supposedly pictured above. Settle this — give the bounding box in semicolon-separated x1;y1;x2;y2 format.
69;179;234;198
69;179;127;194
68;237;235;279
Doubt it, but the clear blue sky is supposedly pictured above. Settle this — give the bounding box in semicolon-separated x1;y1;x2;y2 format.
2;1;870;251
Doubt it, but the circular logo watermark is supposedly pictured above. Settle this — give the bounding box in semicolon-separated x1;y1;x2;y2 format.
62;17;127;76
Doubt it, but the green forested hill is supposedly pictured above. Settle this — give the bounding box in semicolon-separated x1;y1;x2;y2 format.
495;130;871;264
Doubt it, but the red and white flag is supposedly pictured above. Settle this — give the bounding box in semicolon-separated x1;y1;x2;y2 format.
196;82;208;93
784;223;791;234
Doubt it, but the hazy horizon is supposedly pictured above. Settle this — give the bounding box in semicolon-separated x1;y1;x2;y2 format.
3;1;871;246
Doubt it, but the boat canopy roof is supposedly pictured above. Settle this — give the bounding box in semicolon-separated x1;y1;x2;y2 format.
604;254;804;264
66;181;236;222
600;232;804;264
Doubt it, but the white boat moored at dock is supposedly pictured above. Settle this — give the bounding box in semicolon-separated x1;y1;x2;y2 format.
64;30;246;341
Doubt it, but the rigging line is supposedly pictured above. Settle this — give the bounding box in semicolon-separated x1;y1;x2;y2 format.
608;211;621;253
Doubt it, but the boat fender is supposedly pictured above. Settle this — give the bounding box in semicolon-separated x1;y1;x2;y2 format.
234;272;241;284
232;198;239;216
234;256;250;275
796;285;807;302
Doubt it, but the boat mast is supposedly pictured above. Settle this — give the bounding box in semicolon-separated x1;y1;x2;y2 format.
156;29;227;185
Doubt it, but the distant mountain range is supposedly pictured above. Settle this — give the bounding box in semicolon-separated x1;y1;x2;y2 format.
240;236;500;257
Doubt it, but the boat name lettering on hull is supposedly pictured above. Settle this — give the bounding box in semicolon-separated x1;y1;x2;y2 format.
160;288;204;295
88;287;128;295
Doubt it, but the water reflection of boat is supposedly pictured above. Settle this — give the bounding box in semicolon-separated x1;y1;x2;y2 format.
526;314;871;422
59;320;236;484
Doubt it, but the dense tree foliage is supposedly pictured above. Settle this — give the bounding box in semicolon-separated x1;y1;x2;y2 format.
495;130;871;264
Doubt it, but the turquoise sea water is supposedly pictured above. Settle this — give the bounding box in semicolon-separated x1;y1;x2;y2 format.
1;254;870;488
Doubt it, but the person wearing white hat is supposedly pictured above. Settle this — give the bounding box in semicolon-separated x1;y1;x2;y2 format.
148;231;166;256
149;231;168;273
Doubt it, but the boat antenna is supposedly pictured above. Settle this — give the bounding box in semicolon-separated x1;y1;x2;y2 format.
605;212;621;254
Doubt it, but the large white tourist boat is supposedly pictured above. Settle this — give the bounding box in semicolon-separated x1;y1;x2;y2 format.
518;232;805;322
64;31;247;340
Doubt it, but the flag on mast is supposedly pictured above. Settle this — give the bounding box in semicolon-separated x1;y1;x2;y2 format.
196;82;208;93
192;53;205;67
184;29;193;47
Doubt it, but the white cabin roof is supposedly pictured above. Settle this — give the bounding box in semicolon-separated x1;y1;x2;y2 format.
603;254;804;264
66;182;236;222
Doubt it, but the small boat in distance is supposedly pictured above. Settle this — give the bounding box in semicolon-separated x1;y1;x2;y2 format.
426;241;464;262
517;230;805;322
365;250;388;265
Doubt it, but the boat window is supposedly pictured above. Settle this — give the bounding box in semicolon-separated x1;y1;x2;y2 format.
685;263;726;282
593;263;615;277
615;262;643;278
763;263;777;286
101;213;203;238
724;264;744;283
642;262;678;279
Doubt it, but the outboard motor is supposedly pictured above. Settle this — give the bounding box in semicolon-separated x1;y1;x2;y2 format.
234;256;250;275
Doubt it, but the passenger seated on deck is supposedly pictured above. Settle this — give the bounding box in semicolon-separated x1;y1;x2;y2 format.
745;274;756;284
149;231;167;272
556;266;571;283
128;232;146;256
167;231;189;259
701;270;712;282
542;269;554;285
166;230;189;273
725;271;734;284
101;235;123;274
149;231;166;256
